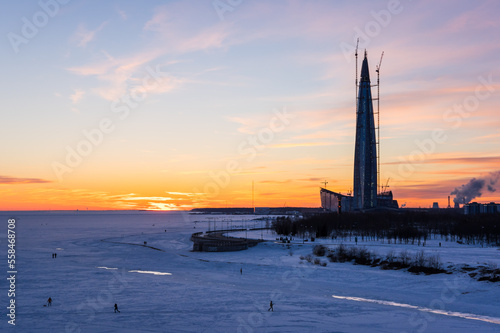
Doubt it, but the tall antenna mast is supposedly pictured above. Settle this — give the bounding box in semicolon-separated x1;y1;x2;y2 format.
252;180;255;214
375;51;384;194
355;38;359;109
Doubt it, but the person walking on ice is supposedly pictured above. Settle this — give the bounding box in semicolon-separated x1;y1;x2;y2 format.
114;303;120;313
47;297;52;306
268;300;274;312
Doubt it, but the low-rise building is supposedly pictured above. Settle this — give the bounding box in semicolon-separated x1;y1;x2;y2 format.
464;202;499;215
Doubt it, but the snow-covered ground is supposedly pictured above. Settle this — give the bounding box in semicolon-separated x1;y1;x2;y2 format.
1;211;499;333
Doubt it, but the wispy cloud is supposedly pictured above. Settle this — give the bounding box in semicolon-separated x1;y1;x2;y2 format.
384;155;500;166
121;196;177;201
260;177;323;184
300;177;324;182
269;142;336;149
67;49;180;101
438;1;499;35
66;3;235;102
471;133;500;142
22;188;202;210
165;191;203;197
143;4;232;54
260;180;292;184
117;8;127;20
0;176;52;184
72;22;107;48
69;88;85;104
293;129;352;141
147;202;194;210
225;116;261;134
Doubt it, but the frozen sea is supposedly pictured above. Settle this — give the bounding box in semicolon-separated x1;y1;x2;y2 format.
1;211;500;333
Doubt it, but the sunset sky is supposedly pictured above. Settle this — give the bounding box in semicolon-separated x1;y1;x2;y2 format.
1;0;499;210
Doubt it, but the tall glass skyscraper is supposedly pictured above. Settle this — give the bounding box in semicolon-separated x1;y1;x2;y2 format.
353;51;377;210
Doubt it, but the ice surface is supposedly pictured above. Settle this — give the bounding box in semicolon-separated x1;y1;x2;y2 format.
1;211;499;332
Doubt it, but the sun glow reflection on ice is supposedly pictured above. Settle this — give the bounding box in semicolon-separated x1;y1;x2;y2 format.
128;270;172;276
332;295;500;325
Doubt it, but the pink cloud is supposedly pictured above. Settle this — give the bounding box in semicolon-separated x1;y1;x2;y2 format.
0;176;52;185
71;22;107;48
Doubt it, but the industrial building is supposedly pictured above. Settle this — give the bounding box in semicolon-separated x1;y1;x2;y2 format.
464;202;500;215
320;50;398;212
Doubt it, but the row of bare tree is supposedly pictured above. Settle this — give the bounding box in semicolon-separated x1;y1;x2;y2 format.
272;211;500;245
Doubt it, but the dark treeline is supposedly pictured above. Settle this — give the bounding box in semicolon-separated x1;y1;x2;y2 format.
273;211;500;245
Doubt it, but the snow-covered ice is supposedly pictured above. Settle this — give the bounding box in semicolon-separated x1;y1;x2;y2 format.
1;211;499;332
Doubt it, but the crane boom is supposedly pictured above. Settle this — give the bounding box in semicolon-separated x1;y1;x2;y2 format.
375;51;384;194
376;51;384;72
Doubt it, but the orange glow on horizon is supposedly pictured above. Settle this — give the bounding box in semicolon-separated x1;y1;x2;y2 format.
2;171;498;211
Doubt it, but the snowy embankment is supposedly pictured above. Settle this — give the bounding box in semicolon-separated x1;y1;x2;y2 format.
1;211;499;333
230;229;500;279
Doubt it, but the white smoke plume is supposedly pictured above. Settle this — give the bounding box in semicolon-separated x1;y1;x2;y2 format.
451;171;500;204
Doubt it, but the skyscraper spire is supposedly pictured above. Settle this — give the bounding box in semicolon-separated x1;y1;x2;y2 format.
353;52;377;210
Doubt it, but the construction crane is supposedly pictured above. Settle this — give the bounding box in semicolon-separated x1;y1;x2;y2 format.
381;178;390;193
376;51;384;73
321;180;328;189
375;51;384;194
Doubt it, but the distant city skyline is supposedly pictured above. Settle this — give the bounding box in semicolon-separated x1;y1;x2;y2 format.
1;0;499;210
